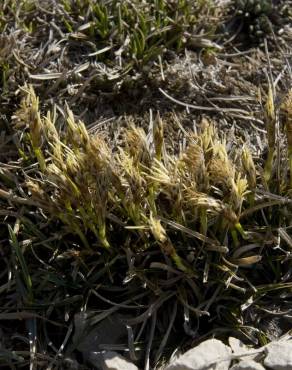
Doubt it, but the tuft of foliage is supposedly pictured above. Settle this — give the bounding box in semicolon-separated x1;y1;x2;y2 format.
2;84;291;368
58;0;216;66
230;0;291;43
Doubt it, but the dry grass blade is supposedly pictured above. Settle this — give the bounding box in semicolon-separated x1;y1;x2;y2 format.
263;81;276;184
280;89;292;188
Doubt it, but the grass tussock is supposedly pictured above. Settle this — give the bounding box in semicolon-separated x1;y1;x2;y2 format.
1;84;291;368
14;86;256;260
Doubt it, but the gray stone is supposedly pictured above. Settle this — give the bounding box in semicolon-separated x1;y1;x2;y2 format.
165;339;232;370
228;337;250;356
264;341;292;370
228;337;263;362
230;360;265;370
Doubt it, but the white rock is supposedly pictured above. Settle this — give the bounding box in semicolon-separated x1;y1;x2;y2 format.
264;341;292;370
230;360;265;370
228;337;253;356
228;337;263;362
102;351;138;370
88;351;138;370
165;339;232;370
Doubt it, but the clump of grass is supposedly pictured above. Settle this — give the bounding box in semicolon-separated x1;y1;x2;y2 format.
4;85;291;368
14;86;255;267
60;0;216;67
